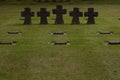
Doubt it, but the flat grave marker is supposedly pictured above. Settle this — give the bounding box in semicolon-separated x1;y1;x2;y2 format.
105;41;120;45
0;41;16;45
51;41;70;45
97;31;113;34
8;31;22;34
51;31;66;35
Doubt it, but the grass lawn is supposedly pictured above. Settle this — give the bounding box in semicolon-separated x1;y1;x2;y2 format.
0;3;120;80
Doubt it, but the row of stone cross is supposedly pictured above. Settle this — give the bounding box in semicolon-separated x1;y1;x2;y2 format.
21;5;98;24
33;0;71;2
0;0;71;2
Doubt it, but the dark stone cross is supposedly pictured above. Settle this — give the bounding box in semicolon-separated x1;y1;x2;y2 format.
66;0;71;2
37;8;50;24
52;0;56;2
59;0;63;2
38;0;41;2
69;8;83;24
21;8;34;24
33;0;41;2
84;8;98;24
45;0;49;2
52;5;67;24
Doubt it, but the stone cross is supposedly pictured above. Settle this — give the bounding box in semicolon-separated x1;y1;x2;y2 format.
45;0;49;2
52;5;67;24
33;0;41;2
37;8;50;24
69;8;83;24
21;8;34;24
84;8;98;24
59;0;63;2
52;0;56;2
66;0;71;2
38;0;41;2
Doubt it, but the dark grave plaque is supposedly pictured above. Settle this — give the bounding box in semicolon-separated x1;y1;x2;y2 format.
97;31;113;34
8;31;22;34
84;8;98;24
21;8;34;24
52;32;66;35
69;8;83;24
51;41;70;45
52;5;67;24
0;41;16;45
105;41;120;45
37;8;50;24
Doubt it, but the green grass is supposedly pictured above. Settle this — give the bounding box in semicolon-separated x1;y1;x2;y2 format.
0;4;120;80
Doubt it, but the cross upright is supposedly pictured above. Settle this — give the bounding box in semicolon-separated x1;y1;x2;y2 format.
38;0;41;2
59;0;63;2
66;0;71;2
37;8;50;24
45;0;49;2
69;8;83;24
52;5;67;24
52;0;56;2
21;8;34;24
84;8;98;24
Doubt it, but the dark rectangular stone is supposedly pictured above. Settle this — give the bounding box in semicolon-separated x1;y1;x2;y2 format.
51;41;70;45
0;41;16;45
8;31;22;34
52;32;66;35
105;41;120;45
97;31;113;34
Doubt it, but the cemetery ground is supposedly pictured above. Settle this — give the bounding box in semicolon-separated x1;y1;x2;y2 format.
0;3;120;80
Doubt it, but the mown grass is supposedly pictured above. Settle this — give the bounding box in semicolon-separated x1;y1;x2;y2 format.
0;4;120;80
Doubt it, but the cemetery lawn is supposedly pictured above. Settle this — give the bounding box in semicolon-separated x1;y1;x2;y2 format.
0;3;120;80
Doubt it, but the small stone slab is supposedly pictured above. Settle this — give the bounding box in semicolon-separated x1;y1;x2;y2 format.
51;41;70;45
52;32;66;35
8;31;22;34
105;41;120;45
97;31;113;34
0;41;16;45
